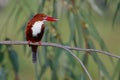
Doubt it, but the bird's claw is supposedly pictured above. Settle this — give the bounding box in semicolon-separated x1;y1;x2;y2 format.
28;40;31;46
38;41;41;45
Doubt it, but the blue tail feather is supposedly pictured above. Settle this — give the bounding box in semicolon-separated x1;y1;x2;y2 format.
32;52;37;63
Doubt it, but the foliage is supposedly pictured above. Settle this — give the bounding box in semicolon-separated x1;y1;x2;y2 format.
0;0;120;80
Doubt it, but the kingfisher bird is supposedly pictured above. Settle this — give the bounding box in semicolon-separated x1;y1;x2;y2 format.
25;13;58;63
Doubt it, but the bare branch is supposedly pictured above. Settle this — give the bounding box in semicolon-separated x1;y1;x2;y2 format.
62;47;93;80
0;41;119;59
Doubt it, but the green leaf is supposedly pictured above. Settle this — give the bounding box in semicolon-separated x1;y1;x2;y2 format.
112;60;120;80
64;49;76;67
67;12;75;43
82;12;111;52
67;12;83;66
8;48;19;73
1;1;16;31
88;39;111;80
80;73;87;80
88;0;103;15
85;16;113;63
0;52;4;63
52;0;57;18
38;64;48;79
82;53;89;66
13;6;22;27
65;67;77;80
0;65;7;80
0;45;4;63
54;47;62;62
48;57;58;80
51;70;58;80
48;58;54;70
38;0;45;12
21;0;33;13
0;44;2;49
112;1;120;27
73;13;84;48
80;12;103;47
88;22;107;50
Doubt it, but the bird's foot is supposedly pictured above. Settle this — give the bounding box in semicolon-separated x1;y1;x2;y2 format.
28;40;31;46
38;41;41;45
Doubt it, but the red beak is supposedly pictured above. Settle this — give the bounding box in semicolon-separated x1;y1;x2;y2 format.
44;16;58;21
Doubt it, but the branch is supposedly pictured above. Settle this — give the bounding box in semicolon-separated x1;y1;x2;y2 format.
1;40;120;80
0;41;120;59
62;47;93;80
0;41;93;80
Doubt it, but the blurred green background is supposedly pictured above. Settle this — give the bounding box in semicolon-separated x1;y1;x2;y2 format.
0;0;120;80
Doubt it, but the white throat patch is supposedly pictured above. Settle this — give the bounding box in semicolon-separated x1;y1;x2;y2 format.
31;21;44;37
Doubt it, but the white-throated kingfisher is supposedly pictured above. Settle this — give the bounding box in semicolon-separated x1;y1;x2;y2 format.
25;13;58;63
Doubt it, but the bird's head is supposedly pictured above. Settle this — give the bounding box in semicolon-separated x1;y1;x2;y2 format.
33;13;58;22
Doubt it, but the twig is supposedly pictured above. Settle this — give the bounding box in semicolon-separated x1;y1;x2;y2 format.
0;41;119;59
61;47;93;80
